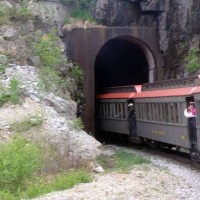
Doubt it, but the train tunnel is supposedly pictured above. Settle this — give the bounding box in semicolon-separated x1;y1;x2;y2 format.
95;36;150;89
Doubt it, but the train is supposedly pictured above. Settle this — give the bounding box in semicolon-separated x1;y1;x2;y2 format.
95;75;200;161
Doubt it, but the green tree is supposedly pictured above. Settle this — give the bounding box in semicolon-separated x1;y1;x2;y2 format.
185;48;200;73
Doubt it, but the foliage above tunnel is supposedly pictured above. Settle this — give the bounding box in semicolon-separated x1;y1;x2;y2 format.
60;0;95;9
185;48;200;73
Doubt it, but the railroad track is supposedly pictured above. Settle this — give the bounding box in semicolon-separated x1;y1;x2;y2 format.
104;137;200;170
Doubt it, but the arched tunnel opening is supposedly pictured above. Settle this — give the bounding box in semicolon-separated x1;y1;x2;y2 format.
95;36;149;89
94;36;151;142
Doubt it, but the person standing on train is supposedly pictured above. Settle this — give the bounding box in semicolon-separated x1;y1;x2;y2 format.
128;103;137;139
185;102;197;154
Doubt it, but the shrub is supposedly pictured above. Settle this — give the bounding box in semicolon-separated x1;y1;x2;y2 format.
0;134;43;193
61;0;93;9
185;48;200;73
0;55;8;74
0;2;34;25
34;30;68;94
34;30;63;69
70;8;95;22
9;6;34;22
71;64;84;84
70;117;84;130
0;77;21;107
0;2;10;25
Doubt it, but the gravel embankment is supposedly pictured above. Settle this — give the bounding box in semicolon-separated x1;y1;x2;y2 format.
33;145;200;200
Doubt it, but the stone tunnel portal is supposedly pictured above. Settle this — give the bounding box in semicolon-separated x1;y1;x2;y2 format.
95;36;153;89
64;27;160;134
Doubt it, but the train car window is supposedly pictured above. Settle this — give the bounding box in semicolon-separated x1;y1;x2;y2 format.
144;103;147;120
105;102;109;118
155;103;159;121
152;103;156;121
164;103;168;123
168;103;172;123
139;104;142;120
120;103;125;119
147;103;151;121
171;103;177;124
159;103;164;123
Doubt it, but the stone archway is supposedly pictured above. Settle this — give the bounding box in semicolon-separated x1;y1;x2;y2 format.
64;26;163;133
95;36;156;89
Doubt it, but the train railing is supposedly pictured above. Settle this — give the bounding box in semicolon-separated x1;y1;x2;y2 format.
96;85;136;94
142;76;200;91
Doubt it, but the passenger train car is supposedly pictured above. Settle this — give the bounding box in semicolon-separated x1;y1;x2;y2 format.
95;76;200;161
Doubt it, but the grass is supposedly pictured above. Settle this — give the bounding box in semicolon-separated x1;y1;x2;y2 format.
0;134;93;199
22;169;92;199
0;77;21;107
97;149;151;173
10;114;43;133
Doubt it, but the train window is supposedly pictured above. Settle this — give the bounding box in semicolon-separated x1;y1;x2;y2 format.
148;103;153;121
132;101;183;125
152;103;156;121
155;103;159;121
159;103;164;123
173;103;178;124
143;103;147;120
167;103;172;123
163;103;168;123
121;103;125;119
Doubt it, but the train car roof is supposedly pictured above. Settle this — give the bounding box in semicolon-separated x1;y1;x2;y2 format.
96;85;141;99
96;86;198;99
134;86;195;98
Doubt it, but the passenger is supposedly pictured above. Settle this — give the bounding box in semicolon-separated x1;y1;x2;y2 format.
188;102;196;116
184;102;196;117
128;103;136;139
184;102;197;153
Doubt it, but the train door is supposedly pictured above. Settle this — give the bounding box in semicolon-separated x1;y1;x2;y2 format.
185;96;198;152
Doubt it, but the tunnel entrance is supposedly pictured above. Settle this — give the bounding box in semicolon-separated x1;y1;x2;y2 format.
95;36;150;89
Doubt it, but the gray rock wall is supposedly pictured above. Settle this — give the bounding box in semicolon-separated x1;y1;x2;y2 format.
93;0;200;79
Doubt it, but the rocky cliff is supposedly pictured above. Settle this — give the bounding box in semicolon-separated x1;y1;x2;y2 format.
93;0;200;78
0;0;102;173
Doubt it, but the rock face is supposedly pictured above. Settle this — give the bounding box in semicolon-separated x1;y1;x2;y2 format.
0;65;102;173
93;0;200;78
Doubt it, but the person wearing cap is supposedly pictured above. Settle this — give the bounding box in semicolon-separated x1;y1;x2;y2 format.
128;102;136;139
188;102;196;116
185;101;197;154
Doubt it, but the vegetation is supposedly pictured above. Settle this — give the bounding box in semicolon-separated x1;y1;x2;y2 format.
10;114;43;133
185;48;200;73
34;30;68;93
23;169;92;199
0;77;21;107
97;150;151;173
60;0;94;9
0;134;42;198
0;134;92;199
0;2;34;25
71;64;84;84
0;55;8;74
70;8;95;22
70;117;84;130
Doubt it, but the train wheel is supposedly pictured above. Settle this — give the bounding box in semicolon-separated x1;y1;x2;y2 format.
118;134;129;142
128;136;142;144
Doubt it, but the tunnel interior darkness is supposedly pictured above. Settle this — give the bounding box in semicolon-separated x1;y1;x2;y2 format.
95;37;149;89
